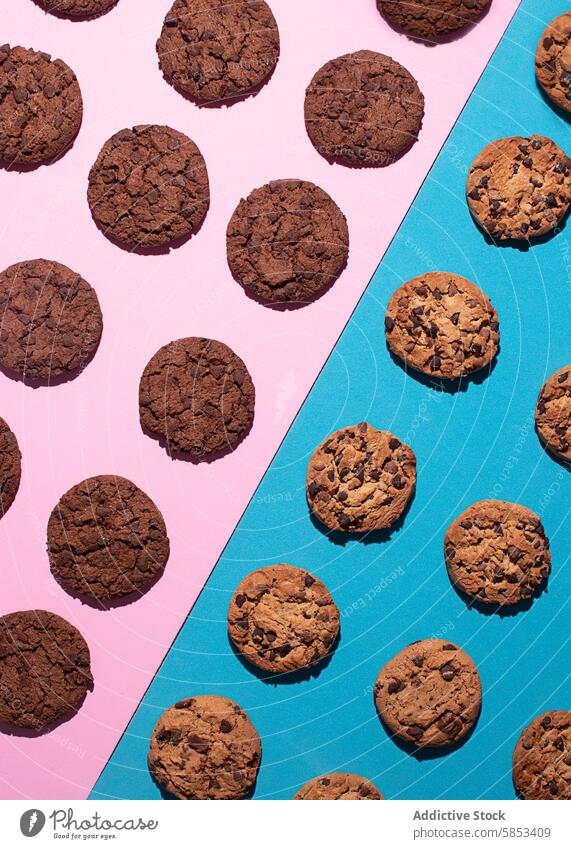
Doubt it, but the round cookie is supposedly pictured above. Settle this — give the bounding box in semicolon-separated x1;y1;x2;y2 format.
0;417;21;518
513;712;571;800
87;124;209;251
148;695;261;799
228;564;340;674
156;0;280;104
304;50;425;168
378;0;491;41
226;179;349;304
385;272;499;379
294;773;383;800
47;475;170;601
535;364;571;464
0;610;92;729
0;259;103;383
0;44;82;167
139;337;255;459
444;500;551;606
536;13;571;114
306;422;416;533
374;638;481;747
34;0;118;19
466;135;571;240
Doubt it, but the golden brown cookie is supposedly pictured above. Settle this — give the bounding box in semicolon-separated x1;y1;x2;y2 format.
536;13;571;113
294;773;383;800
513;712;571;799
535;364;571;463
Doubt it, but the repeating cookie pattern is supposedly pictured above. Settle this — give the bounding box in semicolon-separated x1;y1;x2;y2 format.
535;364;571;463
294;773;383;800
0;417;21;518
536;13;571;114
378;0;491;40
513;712;571;800
34;0;119;18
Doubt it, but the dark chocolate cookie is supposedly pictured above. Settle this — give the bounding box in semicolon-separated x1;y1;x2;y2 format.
535;364;571;464
47;475;170;601
378;0;491;40
294;773;383;800
0;610;92;729
304;50;424;168
466;135;571;240
148;694;261;799
156;0;280;104
0;44;82;167
87;124;209;251
226;179;349;304
34;0;119;19
374;638;482;747
536;13;571;114
513;712;571;800
385;272;499;379
228;564;340;673
306;422;416;532
139;337;255;459
0;416;21;518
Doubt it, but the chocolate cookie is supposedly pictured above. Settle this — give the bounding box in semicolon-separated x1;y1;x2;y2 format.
513;712;571;800
378;0;491;40
226;179;349;304
148;695;261;799
228;564;340;673
139;337;255;459
0;610;92;729
0;45;82;167
306;422;416;533
47;475;170;601
156;0;280;104
535;365;571;464
466;135;571;240
87;124;209;251
0;417;21;518
536;13;571;114
294;773;383;800
444;500;551;606
0;259;103;383
374;638;481;747
34;0;118;19
304;50;425;168
385;272;499;379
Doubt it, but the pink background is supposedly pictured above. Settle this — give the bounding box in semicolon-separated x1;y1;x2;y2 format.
0;0;519;799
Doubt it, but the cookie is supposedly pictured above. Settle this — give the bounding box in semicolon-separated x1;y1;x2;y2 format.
47;475;170;601
535;365;571;463
536;13;571;114
513;712;571;800
374;639;481;747
34;0;118;19
226;179;349;304
87;125;209;251
306;422;416;533
148;695;261;799
444;500;551;606
294;773;383;800
156;0;280;104
0;259;103;383
385;272;499;379
0;610;92;729
378;0;491;41
0;45;83;167
466;135;571;240
304;50;425;168
139;337;255;459
0;417;21;518
228;564;340;673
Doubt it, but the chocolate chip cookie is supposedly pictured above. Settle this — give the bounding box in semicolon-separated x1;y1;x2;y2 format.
0;45;83;167
466;135;571;240
0;417;21;518
34;0;119;18
378;0;491;40
294;773;383;800
535;364;571;464
87;124;209;251
47;475;170;601
148;695;261;799
0;610;92;729
226;179;349;304
513;712;571;799
306;422;416;533
385;272;499;379
156;0;280;104
139;337;255;459
536;13;571;114
228;564;340;673
374;638;481;747
304;50;425;168
445;500;551;606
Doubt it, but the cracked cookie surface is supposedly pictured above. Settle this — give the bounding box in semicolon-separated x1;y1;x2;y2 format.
34;0;118;18
378;0;490;40
0;417;21;518
513;712;571;800
47;475;170;601
148;694;261;799
374;638;481;747
304;50;425;168
466;135;571;240
535;364;571;463
87;124;209;251
536;13;571;114
0;610;92;729
226;179;349;304
306;422;416;532
294;773;383;800
156;0;280;104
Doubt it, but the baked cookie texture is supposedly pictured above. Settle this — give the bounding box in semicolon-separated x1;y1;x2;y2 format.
535;364;571;463
536;13;571;113
148;695;261;799
34;0;119;18
513;712;571;800
0;417;21;518
294;773;383;800
378;0;491;40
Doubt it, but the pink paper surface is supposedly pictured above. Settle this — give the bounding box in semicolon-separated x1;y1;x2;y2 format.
0;0;519;799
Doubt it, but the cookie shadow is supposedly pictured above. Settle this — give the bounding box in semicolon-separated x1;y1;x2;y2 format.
140;415;254;464
378;3;492;47
0;679;94;739
387;346;499;395
449;572;549;618
31;0;120;20
377;706;481;761
535;426;571;472
49;559;168;611
0;336;102;389
308;490;414;547
228;630;339;687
